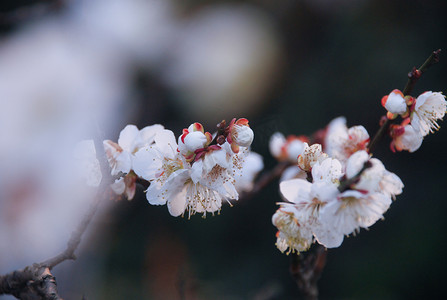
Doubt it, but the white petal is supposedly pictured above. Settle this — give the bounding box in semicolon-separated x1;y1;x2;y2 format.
183;131;207;152
233;125;254;147
385;91;407;114
397;125;423;152
235;151;264;192
114;151;132;175
146;180;166;205
279;179;312;203
164;169;190;216
312;157;342;184
345;150;370;179
154;129;178;158
380;172;404;197
313;220;344;248
190;159;203;184
168;187;188;217
118;124;140;152
139;124;164;144
203;148;228;173
412;91;447;136
133;146;163;180
311;181;339;203
319;198;359;236
324;117;347;156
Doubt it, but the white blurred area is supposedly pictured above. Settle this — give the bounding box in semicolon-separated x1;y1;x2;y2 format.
0;5;131;272
162;4;282;123
0;0;282;287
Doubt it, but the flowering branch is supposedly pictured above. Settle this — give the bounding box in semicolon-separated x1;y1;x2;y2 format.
403;49;441;96
0;139;112;299
367;49;441;153
270;51;445;300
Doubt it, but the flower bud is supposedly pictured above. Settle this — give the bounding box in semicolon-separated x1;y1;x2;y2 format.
297;143;328;172
383;89;407;115
178;122;209;156
232;124;254;147
392;124;423;153
227;118;254;153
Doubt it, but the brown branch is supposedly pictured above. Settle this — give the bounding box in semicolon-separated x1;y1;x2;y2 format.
290;244;327;300
402;49;441;96
0;266;59;300
0;139;113;299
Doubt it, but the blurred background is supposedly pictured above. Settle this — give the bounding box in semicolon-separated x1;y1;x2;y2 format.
1;0;447;299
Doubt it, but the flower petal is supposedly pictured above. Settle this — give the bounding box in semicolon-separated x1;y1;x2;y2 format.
279;179;312;204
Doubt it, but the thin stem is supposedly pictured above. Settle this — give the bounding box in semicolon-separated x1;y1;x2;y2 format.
403;49;441;96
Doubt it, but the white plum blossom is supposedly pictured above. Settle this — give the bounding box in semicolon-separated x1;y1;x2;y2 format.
390;123;423;153
345;151;403;198
410;91;447;136
272;203;313;254
228;118;254;148
324;117;369;163
297;143;328;172
226;118;254;153
103;124;164;175
382;89;407;115
278;159;344;250
319;190;392;236
133;129;186;206
269;132;307;162
317;151;402;238
274;150;403;253
177;122;212;162
133;123;248;217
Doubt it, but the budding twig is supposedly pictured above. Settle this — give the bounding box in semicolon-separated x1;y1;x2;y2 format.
367;49;441;153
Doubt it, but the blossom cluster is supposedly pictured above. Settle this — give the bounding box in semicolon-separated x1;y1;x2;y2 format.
270;87;446;254
270;119;403;254
75;88;445;252
101;118;261;218
382;90;446;152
